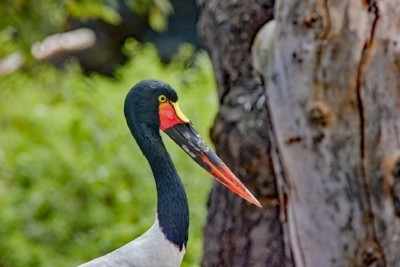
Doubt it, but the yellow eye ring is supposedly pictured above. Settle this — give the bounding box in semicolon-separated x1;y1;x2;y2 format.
158;95;167;103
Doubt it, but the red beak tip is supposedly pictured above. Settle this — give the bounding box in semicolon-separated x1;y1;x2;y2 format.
243;189;262;207
250;198;262;208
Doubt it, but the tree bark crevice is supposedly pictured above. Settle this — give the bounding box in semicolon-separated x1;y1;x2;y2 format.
354;3;385;265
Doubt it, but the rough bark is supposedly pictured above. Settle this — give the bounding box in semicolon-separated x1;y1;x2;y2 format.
257;0;400;266
197;1;290;266
199;0;400;265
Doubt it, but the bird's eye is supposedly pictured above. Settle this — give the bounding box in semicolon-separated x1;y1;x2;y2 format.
158;95;167;103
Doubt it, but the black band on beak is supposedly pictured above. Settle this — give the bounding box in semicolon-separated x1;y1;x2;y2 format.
164;123;261;207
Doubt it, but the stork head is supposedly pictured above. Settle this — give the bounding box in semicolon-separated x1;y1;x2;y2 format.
124;79;261;207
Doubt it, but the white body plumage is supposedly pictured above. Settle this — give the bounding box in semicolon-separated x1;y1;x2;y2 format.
78;217;185;267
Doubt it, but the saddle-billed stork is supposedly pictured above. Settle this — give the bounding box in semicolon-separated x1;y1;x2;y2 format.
79;79;261;267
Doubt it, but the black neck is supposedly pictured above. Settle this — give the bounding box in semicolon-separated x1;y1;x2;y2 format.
134;124;189;250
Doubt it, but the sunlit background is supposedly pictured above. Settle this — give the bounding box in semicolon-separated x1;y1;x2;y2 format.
0;1;217;266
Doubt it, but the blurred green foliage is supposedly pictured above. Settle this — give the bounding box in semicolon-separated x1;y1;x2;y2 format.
0;0;172;58
0;40;217;266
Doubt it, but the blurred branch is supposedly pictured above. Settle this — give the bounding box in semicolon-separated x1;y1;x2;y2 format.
0;53;24;77
31;28;96;60
0;28;96;77
0;0;172;57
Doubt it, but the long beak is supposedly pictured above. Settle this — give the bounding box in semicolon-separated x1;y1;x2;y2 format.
164;123;261;207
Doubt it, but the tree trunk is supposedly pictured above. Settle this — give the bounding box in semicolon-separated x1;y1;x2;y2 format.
199;0;400;266
197;0;289;266
260;0;400;266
